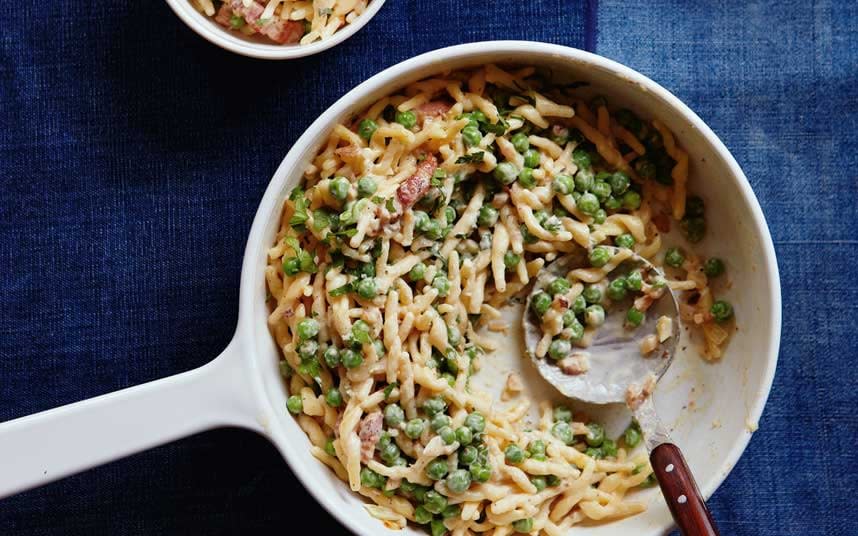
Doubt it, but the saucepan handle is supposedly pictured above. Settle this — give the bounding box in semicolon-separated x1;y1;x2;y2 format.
651;443;721;536
0;338;261;498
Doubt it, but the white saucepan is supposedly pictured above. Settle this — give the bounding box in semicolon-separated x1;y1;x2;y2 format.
0;42;781;536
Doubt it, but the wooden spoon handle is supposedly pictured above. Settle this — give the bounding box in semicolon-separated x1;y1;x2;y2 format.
650;443;720;536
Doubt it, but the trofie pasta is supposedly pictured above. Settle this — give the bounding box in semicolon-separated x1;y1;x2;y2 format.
191;0;371;45
266;65;735;534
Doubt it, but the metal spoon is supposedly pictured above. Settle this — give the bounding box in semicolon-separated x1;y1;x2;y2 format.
523;247;720;536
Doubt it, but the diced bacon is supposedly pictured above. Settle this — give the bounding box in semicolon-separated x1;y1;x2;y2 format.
559;352;590;375
652;213;671;233
259;19;304;44
416;101;452;121
358;411;383;462
214;3;233;26
396;155;437;210
230;0;264;24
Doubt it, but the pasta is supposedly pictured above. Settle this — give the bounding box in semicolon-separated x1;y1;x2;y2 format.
191;0;370;45
267;65;735;534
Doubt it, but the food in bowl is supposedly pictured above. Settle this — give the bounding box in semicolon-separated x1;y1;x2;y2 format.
190;0;372;45
264;64;735;534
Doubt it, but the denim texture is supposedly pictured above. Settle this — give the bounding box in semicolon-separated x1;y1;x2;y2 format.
0;0;855;534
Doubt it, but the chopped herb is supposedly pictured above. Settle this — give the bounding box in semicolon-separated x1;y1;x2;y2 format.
385;198;396;213
329;282;353;297
229;15;245;29
383;382;399;399
456;152;485;164
285;237;318;274
256;17;272;26
289;196;309;228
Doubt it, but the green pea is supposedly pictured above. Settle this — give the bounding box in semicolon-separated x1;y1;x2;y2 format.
358;118;378;141
329;176;350;201
373;339;385;358
447;325;462;348
356;277;378;299
423;489;448;514
430;520;447;536
341;348;363;368
567;316;585;341
585;304;605;327
572;148;591;169
531;291;552;316
574;168;595;192
324;438;337;457
518;167;536;188
439;426;456;445
625;270;643;291
530;476;547;492
591;181;612;202
609;171;631;195
351;319;372;344
385;404;405;427
622;190;642;210
426;459;449;480
527;440;546;460
408;261;426;282
686;195;705;218
710;300;734;323
443;468;471;495
423;397;447;417
360;466;385;488
442;504;461;520
432;274;450;297
585;423;605;447
624;424;642;447
582;285;602;304
405;418;425;439
431;413;452;432
589;246;612;267
395;110;417;129
469;464;492;483
460;445;478;465
298;340;318;359
462;125;483;147
523;149;541;168
513;518;534;533
470;110;488;123
602;438;618;457
551;421;574;444
593;209;607;224
511;132;530;153
603;196;622;211
380;441;400;464
615;233;635;249
585;447;603;459
477;205;499;227
325;388;343;407
680;216;706;243
577;192;600;216
494;162;519;185
553;174;575;195
572;295;587;313
286;395;303;414
424;219;445;240
548;338;571;361
606;278;628;301
464;412;486;433
626;308;645;328
503;251;521;270
296;318;319;341
357;176;377;198
414;505;432;524
665;247;685;268
550;407;571;424
414;210;431;232
505;444;525;464
547;277;571;296
443;206;457;225
455;426;474;445
282;257;300;276
546;474;561;487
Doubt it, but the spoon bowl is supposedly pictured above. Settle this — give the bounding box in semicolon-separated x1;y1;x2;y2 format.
522;247;681;405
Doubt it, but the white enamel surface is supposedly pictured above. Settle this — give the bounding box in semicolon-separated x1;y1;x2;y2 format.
0;42;780;536
239;42;781;536
163;0;386;59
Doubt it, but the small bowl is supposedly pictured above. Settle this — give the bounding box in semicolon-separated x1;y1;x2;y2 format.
164;0;386;59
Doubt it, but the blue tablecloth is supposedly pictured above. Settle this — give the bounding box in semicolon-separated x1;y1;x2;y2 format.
1;1;855;534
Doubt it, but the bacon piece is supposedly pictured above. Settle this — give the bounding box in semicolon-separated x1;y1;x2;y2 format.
358;411;383;462
259;19;304;44
214;3;233;26
230;0;264;24
559;352;590;375
396;155;437;210
416;101;452;121
652;212;671;233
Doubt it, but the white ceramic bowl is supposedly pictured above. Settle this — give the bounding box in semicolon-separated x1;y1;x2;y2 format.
0;42;780;536
163;0;386;59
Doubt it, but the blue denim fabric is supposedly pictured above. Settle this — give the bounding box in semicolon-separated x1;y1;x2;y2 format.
0;0;854;534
